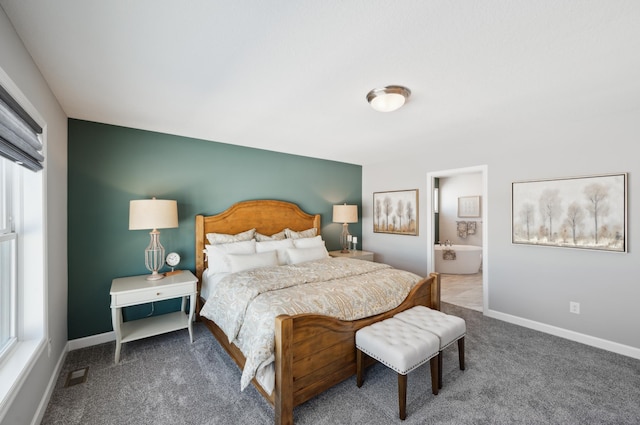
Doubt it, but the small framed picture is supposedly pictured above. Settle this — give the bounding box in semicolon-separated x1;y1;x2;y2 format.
458;196;481;218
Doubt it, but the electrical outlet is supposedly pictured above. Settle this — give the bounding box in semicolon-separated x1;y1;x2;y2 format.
569;301;580;314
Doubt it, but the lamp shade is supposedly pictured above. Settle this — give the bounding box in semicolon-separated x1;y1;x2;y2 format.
129;198;178;230
333;204;358;223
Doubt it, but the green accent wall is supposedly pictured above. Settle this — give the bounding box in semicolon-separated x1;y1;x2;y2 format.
68;119;362;340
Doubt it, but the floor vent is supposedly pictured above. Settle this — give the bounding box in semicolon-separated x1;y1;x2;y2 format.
64;367;89;388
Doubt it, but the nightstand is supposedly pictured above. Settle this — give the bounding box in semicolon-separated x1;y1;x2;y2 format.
328;250;375;262
110;270;198;363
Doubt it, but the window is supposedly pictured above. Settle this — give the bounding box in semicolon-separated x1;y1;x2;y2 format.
0;77;45;418
0;157;17;358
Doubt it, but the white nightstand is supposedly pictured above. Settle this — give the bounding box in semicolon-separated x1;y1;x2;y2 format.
110;270;198;363
329;250;375;262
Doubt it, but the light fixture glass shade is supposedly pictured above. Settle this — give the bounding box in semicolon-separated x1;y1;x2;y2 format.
333;204;358;253
366;85;411;112
129;198;178;280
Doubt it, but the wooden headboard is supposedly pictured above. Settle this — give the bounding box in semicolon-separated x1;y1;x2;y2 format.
195;199;321;287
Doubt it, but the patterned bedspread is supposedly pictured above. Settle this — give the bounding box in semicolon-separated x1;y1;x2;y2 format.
199;257;423;393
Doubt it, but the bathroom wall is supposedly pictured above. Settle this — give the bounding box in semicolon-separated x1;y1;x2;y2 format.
438;173;483;247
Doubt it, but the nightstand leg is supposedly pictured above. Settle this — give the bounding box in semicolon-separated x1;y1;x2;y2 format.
112;307;123;363
181;295;187;313
187;292;195;343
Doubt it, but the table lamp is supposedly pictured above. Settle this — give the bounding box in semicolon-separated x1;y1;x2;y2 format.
333;204;358;253
129;197;178;280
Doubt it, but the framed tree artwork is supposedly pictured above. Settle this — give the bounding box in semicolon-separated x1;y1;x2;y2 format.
373;189;418;235
512;173;627;252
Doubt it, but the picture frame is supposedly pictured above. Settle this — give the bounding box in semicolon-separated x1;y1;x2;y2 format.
458;196;481;218
373;189;418;235
512;173;627;252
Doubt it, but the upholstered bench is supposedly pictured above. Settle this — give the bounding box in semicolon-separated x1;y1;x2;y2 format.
355;317;440;420
394;305;466;389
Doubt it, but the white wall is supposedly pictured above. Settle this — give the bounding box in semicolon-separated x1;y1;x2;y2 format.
363;111;640;357
438;173;483;247
0;7;68;425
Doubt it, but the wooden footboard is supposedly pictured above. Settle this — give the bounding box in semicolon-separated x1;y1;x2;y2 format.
274;272;440;425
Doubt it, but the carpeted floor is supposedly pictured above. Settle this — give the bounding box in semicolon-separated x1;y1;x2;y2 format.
42;304;640;424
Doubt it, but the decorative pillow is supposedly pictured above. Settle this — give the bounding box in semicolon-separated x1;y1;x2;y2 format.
286;246;329;265
256;239;295;265
285;227;317;239
255;230;286;242
206;228;256;245
205;240;256;273
228;251;278;273
292;235;324;249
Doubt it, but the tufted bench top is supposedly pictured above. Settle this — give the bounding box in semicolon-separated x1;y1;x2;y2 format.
394;305;466;350
355;317;440;375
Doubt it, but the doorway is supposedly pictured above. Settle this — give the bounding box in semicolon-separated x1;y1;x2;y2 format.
426;165;488;313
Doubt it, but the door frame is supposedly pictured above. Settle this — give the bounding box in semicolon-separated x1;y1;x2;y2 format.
426;165;488;313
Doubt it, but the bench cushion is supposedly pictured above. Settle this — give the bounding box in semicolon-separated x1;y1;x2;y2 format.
356;317;440;375
394;305;466;349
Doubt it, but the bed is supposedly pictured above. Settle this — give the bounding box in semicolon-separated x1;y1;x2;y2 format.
195;199;441;425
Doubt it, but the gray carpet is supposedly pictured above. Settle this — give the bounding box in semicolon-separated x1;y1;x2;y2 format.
42;304;640;424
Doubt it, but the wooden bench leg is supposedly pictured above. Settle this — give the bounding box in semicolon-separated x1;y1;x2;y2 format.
458;337;465;370
356;349;365;387
430;355;439;395
398;373;407;420
437;351;443;389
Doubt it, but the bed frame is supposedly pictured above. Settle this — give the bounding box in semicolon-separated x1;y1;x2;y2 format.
195;199;440;425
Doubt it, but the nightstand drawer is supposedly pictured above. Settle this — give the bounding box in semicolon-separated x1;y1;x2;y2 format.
111;282;194;307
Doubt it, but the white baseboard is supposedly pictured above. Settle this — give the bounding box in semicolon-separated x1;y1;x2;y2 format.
68;314;640;359
67;331;115;351
485;309;640;360
30;345;68;425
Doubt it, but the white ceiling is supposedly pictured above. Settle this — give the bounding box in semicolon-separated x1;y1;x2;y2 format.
2;1;639;165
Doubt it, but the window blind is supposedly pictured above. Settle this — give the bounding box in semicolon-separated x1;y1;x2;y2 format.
0;85;43;172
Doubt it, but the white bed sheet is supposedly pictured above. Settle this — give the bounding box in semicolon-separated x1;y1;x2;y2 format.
200;268;230;301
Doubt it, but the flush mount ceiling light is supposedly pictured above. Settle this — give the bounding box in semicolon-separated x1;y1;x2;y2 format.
366;85;411;112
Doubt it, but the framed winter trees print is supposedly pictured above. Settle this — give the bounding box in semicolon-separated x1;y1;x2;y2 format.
512;173;627;252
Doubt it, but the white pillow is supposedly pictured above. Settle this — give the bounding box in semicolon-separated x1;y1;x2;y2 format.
256;239;295;265
292;235;324;249
228;251;278;273
255;230;286;242
285;227;317;239
206;228;255;245
205;240;256;273
286;246;329;265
